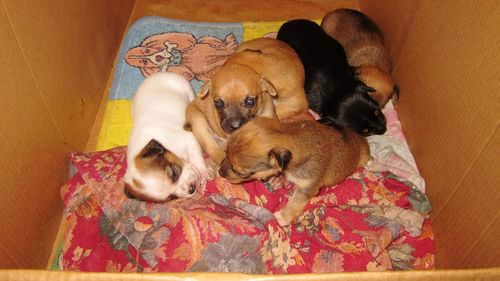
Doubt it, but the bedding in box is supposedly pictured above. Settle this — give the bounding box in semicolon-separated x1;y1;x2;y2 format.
52;16;434;273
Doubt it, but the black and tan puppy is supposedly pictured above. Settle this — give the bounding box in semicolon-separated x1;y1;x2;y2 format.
322;9;398;107
277;19;386;136
219;118;371;226
186;38;309;165
355;65;398;108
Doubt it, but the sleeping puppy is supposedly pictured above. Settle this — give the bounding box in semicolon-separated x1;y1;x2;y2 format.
185;38;308;165
322;9;399;107
219;117;370;226
277;19;387;136
124;72;208;202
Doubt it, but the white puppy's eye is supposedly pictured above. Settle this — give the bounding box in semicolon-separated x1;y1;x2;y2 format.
166;164;182;183
214;98;224;110
245;96;256;107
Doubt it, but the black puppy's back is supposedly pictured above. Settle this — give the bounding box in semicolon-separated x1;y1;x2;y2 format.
277;20;352;113
277;19;386;136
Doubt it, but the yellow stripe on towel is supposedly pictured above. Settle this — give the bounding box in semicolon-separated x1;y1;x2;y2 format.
243;19;321;41
243;21;285;40
96;100;132;151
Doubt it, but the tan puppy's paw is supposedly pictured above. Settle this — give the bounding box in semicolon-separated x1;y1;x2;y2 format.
210;149;227;166
274;210;292;227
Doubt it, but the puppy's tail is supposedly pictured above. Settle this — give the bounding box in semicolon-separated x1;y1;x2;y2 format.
183;122;192;131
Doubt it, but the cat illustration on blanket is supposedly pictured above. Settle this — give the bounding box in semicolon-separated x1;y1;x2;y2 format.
125;32;238;82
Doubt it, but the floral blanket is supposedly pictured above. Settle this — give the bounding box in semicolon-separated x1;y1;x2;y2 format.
57;146;434;272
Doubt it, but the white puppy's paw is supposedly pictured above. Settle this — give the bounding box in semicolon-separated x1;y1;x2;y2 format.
273;210;291;227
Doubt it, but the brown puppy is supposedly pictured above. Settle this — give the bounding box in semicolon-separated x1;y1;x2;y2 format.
322;9;398;107
219;118;371;226
186;38;308;165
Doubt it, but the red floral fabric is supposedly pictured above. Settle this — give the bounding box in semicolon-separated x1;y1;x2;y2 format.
57;146;434;272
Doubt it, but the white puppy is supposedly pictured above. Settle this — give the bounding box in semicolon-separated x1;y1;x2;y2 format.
124;72;208;202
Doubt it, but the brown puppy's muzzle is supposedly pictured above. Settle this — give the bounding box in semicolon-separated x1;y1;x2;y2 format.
222;117;246;133
220;107;249;133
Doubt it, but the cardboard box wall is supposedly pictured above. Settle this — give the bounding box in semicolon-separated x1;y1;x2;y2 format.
0;0;498;279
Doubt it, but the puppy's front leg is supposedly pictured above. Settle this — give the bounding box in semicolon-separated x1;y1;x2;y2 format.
186;104;226;165
274;88;309;120
186;136;209;178
274;183;317;226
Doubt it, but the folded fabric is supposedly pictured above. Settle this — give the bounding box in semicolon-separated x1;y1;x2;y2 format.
57;147;434;272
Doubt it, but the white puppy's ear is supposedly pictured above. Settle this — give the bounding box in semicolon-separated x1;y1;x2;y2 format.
260;77;277;97
197;80;211;99
139;139;166;158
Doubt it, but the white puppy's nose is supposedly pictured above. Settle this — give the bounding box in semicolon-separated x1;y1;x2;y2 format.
124;187;135;199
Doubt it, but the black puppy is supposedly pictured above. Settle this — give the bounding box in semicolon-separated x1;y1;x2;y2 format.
277;19;386;136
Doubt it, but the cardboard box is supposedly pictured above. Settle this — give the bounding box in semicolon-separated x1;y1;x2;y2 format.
0;0;498;279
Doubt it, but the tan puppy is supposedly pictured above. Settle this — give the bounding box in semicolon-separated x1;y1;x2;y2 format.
322;9;398;107
185;38;308;165
219;118;370;226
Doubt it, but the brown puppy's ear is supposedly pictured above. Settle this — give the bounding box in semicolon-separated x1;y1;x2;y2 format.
197;80;211;99
268;147;292;171
260;77;277;97
139;139;166;158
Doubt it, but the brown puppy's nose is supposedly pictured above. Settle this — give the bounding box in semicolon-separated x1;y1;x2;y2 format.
218;158;230;178
229;120;243;132
218;167;227;177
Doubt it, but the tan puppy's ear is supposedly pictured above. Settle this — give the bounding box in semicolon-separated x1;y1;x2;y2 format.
260;77;277;97
268;147;292;171
197;80;211;99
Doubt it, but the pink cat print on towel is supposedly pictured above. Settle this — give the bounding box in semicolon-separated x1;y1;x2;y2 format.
125;32;238;81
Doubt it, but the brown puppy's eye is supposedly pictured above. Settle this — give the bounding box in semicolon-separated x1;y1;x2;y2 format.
232;169;242;177
214;98;224;110
363;128;369;133
233;169;254;178
245;96;256;107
